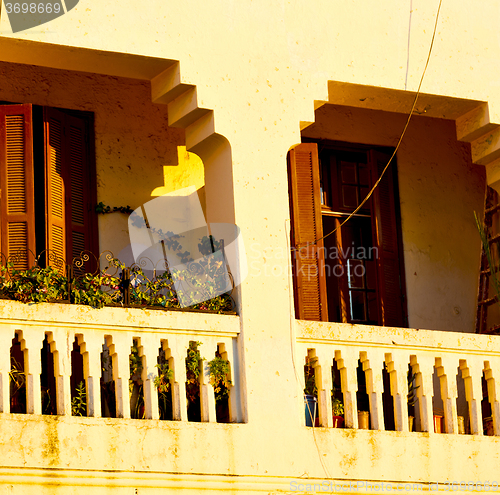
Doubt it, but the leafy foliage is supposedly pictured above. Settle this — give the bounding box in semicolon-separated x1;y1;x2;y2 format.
185;341;203;404
129;342;144;419
0;264;67;303
303;356;317;396
407;370;419;406
95;202;133;215
154;363;174;394
207;355;231;401
332;397;344;417
0;251;233;313
71;381;87;417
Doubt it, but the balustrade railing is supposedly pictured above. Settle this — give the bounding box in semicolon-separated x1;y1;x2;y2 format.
1;311;241;423
297;321;500;436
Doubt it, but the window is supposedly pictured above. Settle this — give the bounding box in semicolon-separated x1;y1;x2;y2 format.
287;142;407;327
0;104;98;269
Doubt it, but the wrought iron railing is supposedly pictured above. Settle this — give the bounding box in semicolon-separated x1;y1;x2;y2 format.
0;247;235;313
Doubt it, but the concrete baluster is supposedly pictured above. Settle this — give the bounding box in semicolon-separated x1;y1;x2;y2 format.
386;352;410;432
21;329;44;415
79;334;103;418
48;330;72;416
314;349;333;428
140;334;160;420
460;359;484;436
335;348;359;429
106;333;131;419
436;356;459;434
484;359;500;436
170;337;189;421
361;350;385;431
411;355;434;433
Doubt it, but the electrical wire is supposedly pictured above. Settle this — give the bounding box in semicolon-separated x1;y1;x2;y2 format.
293;0;443;251
287;0;444;483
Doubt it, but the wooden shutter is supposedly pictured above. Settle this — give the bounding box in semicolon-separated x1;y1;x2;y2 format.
66;114;89;263
288;143;329;321
44;108;67;265
369;150;406;327
44;108;97;267
0;104;36;269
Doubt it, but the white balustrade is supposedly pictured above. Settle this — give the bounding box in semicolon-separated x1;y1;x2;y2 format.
297;320;500;436
0;302;241;424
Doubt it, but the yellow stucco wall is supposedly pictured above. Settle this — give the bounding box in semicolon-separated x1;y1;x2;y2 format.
1;0;500;492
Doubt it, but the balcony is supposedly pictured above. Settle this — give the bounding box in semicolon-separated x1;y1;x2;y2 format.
0;299;241;423
297;319;500;436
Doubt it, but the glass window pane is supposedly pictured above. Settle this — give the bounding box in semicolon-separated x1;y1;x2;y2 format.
359;164;370;186
348;259;365;289
365;260;377;289
350;291;367;321
341;161;357;183
342;185;358;208
367;292;378;322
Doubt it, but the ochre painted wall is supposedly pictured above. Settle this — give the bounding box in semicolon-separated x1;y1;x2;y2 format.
0;62;205;257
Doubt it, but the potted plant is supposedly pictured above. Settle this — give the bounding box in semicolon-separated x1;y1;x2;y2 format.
332;397;344;428
303;356;318;427
207;353;232;423
154;362;174;420
433;409;444;433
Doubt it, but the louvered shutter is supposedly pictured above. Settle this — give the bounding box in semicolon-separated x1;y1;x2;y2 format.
44;107;67;265
369;150;406;327
44;109;97;267
288;143;329;321
65;114;89;263
0;104;36;269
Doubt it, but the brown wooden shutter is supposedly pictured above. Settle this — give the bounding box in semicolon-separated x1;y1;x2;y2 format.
44;108;97;268
288;143;329;321
66;114;89;263
44;107;67;265
0;104;36;269
369;150;406;327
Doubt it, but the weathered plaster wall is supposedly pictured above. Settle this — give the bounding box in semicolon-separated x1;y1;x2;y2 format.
302;105;485;332
0;62;206;257
0;0;499;491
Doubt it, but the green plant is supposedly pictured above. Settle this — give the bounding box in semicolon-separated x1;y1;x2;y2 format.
72;272;121;309
71;381;87;416
207;355;231;401
129;342;144;419
95;202;133;215
407;370;419;406
9;357;25;398
332;397;344;417
154;363;174;393
186;342;203;404
303;356;317;396
1;264;68;303
154;362;174;420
